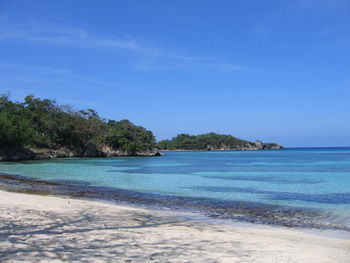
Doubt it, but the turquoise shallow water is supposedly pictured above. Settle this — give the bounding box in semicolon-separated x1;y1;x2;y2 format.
1;147;350;228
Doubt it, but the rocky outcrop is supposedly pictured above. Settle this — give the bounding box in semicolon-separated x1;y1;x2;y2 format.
0;145;161;162
242;140;284;150
206;140;283;151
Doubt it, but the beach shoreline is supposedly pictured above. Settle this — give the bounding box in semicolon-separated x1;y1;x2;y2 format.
0;189;349;263
1;172;348;231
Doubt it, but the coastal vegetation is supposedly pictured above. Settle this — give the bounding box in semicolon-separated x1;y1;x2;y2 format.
157;133;248;150
0;94;282;160
0;94;157;158
157;133;282;150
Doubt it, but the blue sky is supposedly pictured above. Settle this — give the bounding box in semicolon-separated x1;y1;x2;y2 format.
1;0;349;147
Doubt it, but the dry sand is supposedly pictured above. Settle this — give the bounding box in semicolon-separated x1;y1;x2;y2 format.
0;190;349;263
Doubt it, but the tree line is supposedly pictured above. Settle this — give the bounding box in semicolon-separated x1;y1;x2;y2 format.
0;94;156;155
156;133;249;150
0;94;279;156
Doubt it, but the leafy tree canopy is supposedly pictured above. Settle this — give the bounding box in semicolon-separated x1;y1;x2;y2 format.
0;94;156;155
157;132;249;150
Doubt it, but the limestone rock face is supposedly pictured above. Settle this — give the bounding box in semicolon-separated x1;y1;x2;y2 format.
261;143;284;150
0;145;161;162
204;141;283;151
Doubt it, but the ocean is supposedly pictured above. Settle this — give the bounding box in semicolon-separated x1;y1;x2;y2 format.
1;147;349;230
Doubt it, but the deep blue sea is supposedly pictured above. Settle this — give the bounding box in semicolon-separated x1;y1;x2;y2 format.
1;147;350;229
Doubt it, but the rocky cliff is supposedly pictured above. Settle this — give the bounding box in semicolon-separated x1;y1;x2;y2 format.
205;141;283;151
0;145;161;162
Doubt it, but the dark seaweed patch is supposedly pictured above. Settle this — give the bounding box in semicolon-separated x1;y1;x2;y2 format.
201;175;322;184
0;173;349;231
192;186;350;204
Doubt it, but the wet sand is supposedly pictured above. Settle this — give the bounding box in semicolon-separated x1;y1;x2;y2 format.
0;190;349;263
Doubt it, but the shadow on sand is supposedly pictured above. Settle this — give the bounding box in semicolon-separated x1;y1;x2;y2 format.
0;200;249;263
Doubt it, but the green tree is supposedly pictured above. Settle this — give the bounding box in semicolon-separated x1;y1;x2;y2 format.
106;120;156;154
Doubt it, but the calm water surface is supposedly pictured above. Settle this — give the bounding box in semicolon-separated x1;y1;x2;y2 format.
1;148;350;228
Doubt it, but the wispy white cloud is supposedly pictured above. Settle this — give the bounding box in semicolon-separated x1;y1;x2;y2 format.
0;20;268;74
0;63;118;87
1;23;130;49
0;21;197;61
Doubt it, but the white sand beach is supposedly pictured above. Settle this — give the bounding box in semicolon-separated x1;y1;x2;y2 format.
0;190;349;263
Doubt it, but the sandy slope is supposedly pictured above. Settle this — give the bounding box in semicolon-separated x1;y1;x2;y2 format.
0;190;349;263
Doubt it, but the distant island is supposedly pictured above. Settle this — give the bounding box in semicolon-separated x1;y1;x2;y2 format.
0;94;282;161
157;133;283;151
